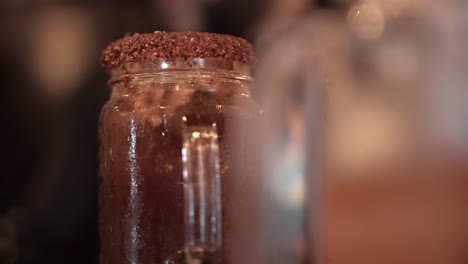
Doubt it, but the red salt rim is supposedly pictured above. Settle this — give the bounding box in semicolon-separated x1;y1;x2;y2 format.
101;31;255;73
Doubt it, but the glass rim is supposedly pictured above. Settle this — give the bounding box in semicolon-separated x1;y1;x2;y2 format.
109;57;252;80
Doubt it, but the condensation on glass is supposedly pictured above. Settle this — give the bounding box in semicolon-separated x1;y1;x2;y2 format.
98;58;262;264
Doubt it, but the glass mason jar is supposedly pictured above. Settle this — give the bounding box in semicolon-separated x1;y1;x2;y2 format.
99;34;262;264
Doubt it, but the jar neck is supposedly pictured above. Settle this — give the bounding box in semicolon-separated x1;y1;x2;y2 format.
108;58;252;87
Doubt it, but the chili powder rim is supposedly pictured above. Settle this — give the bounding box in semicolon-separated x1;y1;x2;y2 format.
101;31;255;73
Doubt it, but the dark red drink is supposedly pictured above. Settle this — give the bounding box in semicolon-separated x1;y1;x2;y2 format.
99;32;261;264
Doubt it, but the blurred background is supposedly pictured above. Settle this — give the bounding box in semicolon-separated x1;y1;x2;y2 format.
1;0;467;263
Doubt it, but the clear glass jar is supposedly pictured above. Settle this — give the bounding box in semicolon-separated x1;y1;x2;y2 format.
98;58;261;263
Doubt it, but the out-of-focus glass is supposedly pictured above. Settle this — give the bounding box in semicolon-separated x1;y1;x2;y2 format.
254;1;468;263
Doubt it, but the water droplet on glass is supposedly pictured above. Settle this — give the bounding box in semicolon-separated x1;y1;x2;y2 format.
347;2;385;40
